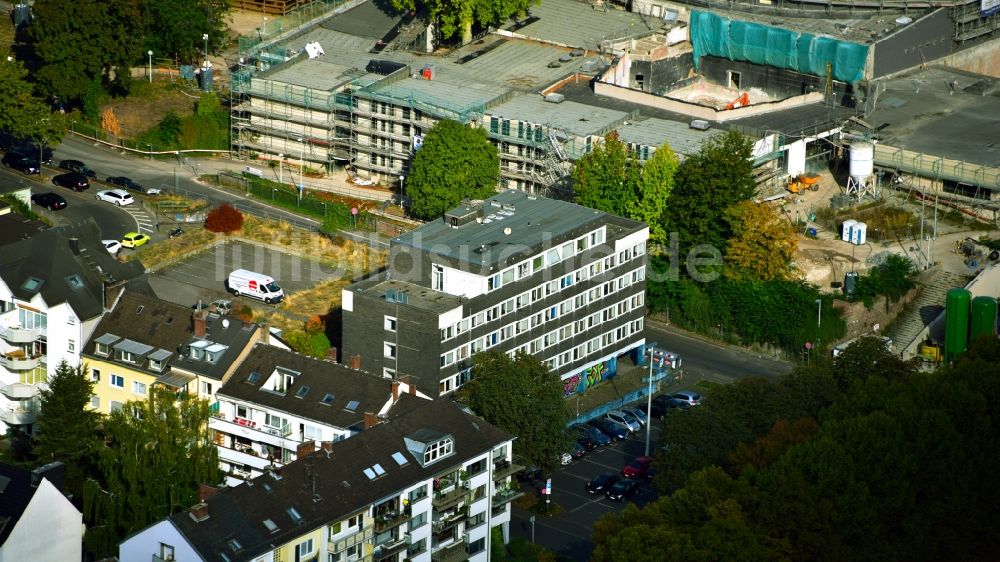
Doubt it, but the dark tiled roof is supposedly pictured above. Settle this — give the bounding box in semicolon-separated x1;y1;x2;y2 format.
0;463;67;546
170;396;511;561
170;315;260;382
218;344;396;429
82;290;198;373
0;220;146;320
0;212;46;246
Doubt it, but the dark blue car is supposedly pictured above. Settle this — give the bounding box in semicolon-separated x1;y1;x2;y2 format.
588;418;629;441
571;423;612;447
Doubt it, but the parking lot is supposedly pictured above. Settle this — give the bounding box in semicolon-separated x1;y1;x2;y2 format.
148;240;347;308
510;415;664;561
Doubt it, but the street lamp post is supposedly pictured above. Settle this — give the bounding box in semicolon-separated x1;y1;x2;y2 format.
147;50;153;83
277;154;284;184
815;298;822;328
262;16;268;36
202;33;209;65
399;175;405;209
643;347;665;457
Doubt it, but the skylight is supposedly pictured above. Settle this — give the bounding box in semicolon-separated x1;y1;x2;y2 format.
20;277;43;294
262;482;272;493
287;507;302;523
363;468;377;480
247;372;261;384
321;393;335;405
227;539;242;552
345;400;360;412
262;519;278;533
391;452;408;466
65;274;85;290
295;385;310;399
372;463;386;476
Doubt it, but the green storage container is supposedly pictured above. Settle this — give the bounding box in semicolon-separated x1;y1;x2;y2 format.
945;288;971;361
970;296;998;345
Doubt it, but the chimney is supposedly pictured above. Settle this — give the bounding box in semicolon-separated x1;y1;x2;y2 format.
69;237;80;255
348;354;361;370
189;502;210;522
192;309;208;338
199;483;220;502
402;374;416;395
392;381;400;402
364;412;379;430
102;279;127;311
297;441;317;458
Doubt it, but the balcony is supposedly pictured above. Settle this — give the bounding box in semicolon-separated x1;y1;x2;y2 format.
491;487;525;509
374;532;410;560
431;541;467;562
209;416;299;451
492;459;524;481
432;485;467;510
0;382;39;400
431;507;467;533
328;524;374;556
0;353;41;371
217;444;273;471
374;508;411;533
0;406;37;425
0;325;39;344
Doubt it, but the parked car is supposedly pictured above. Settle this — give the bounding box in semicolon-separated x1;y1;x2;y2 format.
586;474;619;494
192;299;233;315
168;226;184;238
588;418;629;441
605;478;640;501
31;192;67;210
16;143;52;164
52;172;90;191
95;189;134;206
569;441;587;460
622;456;654;479
106;176;161;195
121;232;151;248
572;423;612;447
606;410;641;433
58;159;97;178
623;406;648;426
646;394;691;419
2;151;39;174
102;240;122;255
665;390;703;407
575;434;598;451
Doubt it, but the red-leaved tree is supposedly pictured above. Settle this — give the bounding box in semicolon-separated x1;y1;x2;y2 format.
204;204;244;233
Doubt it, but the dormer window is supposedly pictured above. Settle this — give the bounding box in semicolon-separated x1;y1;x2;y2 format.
266;366;300;394
96;343;110;356
93;333;120;357
149;359;163;371
424;437;453;465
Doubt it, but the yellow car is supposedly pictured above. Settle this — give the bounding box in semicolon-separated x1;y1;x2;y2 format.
121;232;151;248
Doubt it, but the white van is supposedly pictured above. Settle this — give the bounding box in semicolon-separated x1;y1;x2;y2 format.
226;269;284;304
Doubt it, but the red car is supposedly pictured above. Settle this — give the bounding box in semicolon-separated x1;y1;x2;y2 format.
621;456;653;479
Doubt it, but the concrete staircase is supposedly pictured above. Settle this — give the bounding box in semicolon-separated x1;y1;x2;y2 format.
886;269;969;352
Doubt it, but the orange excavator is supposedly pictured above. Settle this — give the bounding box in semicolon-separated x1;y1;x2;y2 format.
725;92;750;110
787;173;821;193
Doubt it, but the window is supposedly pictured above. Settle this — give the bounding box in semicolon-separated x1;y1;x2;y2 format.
110;401;124;412
532;256;544;272
468;538;486;555
423;437;454;464
95;343;110;356
384;316;397;332
265;413;287;429
560;275;573;289
409;485;428;502
517;262;530;278
132;381;147;395
110;374;124;389
384;342;397;359
408;510;427;530
67;340;75;353
200;381;213;395
383;367;396;379
120;350;135;363
468;511;486;528
295;538;314;562
432;265;444;291
159;544;175;561
467;457;487;476
91;368;100;382
349;514;363;528
488;274;500;291
407;538;427;557
303;424;321;440
149;359;163;372
441;351;455;367
90;395;99;409
501;268;514;285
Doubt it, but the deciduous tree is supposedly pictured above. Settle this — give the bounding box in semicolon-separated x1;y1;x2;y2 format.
572;131;640;218
32;361;101;499
392;0;536;43
140;0;229;64
405;119;498;220
723;200;797;281
627;142;678;248
83;387;222;556
457;351;572;470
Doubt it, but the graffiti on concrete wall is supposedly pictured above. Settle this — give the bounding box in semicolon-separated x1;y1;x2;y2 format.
562;359;615;397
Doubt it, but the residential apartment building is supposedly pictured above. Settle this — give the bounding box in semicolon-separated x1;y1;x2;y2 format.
0;462;83;562
342;190;649;398
82;291;263;414
0;222;147;432
120;395;522;562
211;344;430;485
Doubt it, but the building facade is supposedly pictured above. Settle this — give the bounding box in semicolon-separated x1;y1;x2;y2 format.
120;396;522;562
342;190;648;398
0;462;83;562
210;344;429;485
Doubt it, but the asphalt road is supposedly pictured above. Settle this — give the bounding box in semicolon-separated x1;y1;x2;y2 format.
645;321;793;383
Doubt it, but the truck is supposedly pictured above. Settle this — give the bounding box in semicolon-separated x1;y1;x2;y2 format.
225;269;284;304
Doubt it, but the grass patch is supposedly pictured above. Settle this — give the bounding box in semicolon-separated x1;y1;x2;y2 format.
280;277;350;316
695;380;723;393
239;215;387;270
130;228;217;269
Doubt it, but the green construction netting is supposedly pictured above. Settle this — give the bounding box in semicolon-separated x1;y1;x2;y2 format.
691;11;868;83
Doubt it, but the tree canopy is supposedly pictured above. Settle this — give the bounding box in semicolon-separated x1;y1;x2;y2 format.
724;200;797;281
457;351;572;470
594;338;1000;562
83;387;222;556
627;143;679;249
392;0;536;43
664;130;757;260
405;119;499;220
30;0;144;103
572;131;640;219
141;0;229;63
32;361;101;499
0;57;68;147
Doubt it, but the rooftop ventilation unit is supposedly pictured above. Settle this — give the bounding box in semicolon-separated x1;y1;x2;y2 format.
444;205;481;228
690;120;711;131
544;93;565;104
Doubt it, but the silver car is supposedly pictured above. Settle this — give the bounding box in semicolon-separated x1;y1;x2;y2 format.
606;410;640;433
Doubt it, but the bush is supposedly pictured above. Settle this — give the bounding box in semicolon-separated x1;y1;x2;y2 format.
203;204;244;233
